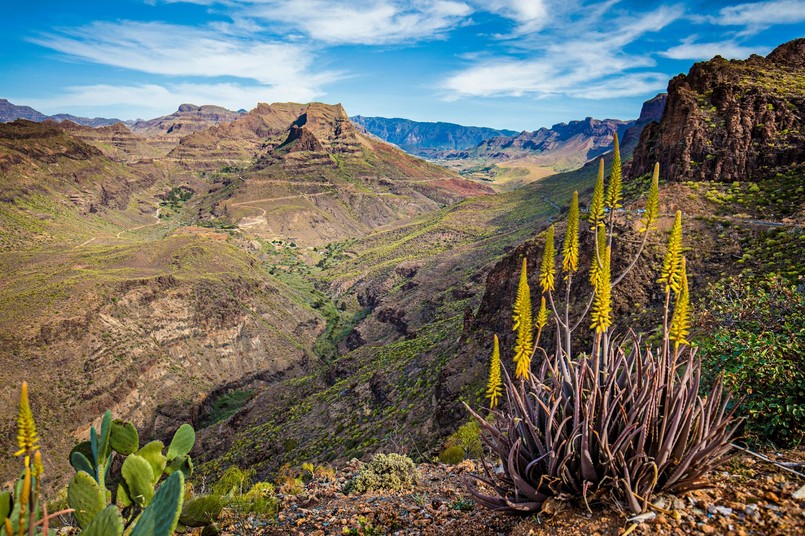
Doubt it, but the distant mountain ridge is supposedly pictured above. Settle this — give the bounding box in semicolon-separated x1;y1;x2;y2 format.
0;98;121;127
350;115;517;156
445;116;635;171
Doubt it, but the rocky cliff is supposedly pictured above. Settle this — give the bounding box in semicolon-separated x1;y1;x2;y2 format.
630;39;805;182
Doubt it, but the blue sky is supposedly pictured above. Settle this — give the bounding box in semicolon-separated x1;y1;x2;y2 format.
1;0;803;130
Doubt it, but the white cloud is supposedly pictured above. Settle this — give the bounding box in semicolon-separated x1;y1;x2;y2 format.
713;0;805;26
478;0;549;33
660;38;768;60
244;0;472;45
31;21;337;87
440;5;680;100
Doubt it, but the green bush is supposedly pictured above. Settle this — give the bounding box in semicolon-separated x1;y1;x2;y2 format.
438;446;465;464
345;453;417;494
231;482;278;518
698;275;805;446
443;420;482;459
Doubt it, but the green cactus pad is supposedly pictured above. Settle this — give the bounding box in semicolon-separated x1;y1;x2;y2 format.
111;419;140;455
131;471;185;536
71;451;94;475
70;441;96;469
165;455;193;478
98;410;113;466
81;505;124;536
179;495;226;527
137;441;167;486
167;424;195;460
0;490;11;521
116;482;132;508
67;471;107;529
122;455;156;507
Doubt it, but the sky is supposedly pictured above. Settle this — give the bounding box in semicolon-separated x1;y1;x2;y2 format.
1;1;803;131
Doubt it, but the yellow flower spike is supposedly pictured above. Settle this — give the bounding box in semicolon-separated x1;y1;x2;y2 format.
669;257;692;348
588;158;606;230
512;258;533;380
539;225;556;293
486;335;503;409
641;162;660;232
15;382;39;457
605;133;622;210
535;296;549;330
658;211;684;294
562;191;580;274
590;246;613;333
33;450;44;478
589;225;607;290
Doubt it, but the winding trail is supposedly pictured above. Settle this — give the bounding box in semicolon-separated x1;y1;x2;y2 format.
116;207;162;238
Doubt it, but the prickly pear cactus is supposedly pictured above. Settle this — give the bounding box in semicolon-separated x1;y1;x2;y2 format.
67;471;106;529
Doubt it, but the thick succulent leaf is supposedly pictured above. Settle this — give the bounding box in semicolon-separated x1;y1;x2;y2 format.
122;455;156;507
71;451;94;475
81;505;124;536
167;424;195;460
111;419;140;455
67;471;107;529
138;441;167;485
131;471;185;536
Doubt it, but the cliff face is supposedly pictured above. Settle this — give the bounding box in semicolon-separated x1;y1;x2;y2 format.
631;39;805;182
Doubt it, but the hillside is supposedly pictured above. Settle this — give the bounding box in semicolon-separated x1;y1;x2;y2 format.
350;116;516;156
0;101;494;485
631;39;805;182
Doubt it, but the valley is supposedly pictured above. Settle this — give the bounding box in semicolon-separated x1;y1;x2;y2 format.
0;35;803;536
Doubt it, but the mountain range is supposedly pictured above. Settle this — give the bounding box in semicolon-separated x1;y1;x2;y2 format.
0;38;802;495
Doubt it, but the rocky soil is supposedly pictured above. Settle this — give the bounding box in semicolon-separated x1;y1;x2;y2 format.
212;451;805;535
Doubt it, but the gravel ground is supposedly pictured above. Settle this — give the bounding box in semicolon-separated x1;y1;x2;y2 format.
213;450;805;536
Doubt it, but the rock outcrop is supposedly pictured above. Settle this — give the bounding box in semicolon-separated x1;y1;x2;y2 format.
630;39;805;182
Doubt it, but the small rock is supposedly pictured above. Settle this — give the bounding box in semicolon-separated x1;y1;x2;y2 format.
745;504;759;516
793;484;805;500
698;523;716;535
764;491;781;503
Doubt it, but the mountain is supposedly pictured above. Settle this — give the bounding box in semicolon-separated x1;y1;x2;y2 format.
127;103;244;137
0;98;121;126
168;101;493;245
350;116;516;156
0;98;48;122
631;38;805;182
448;116;634;169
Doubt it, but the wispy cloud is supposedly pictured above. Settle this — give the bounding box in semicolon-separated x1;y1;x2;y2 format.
31;21;337;87
477;0;549;34
711;0;805;27
660;37;768;60
440;5;681;100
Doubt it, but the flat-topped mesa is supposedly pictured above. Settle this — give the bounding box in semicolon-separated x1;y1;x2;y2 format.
168;102;368;170
129;103;243;137
630;38;805;182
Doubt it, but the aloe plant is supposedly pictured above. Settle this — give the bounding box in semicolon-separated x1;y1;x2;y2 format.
469;159;742;514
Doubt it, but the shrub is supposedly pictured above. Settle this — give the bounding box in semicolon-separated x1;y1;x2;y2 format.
231;482;278;518
438;446;465;465
698;274;805;446
212;466;256;496
346;453;417;494
439;420;483;463
465;159;741;515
